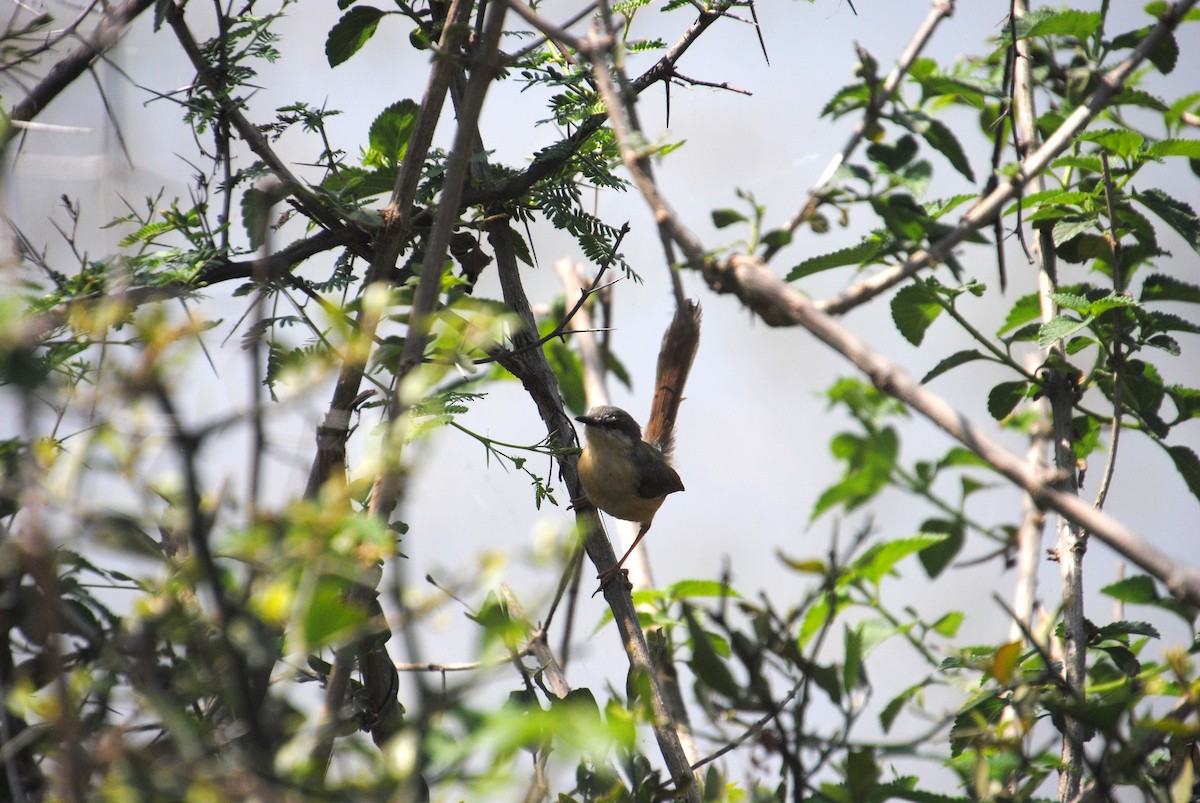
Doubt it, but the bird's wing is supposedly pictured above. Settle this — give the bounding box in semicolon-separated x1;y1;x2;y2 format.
636;451;685;499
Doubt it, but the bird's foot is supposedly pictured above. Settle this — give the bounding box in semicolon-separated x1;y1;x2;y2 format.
592;564;631;596
569;494;593;512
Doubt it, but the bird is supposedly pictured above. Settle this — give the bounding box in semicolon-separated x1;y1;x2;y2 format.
575;404;685;586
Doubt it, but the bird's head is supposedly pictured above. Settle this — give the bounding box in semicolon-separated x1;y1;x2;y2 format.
575;405;643;445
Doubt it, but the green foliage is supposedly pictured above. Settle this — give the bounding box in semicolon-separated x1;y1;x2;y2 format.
4;0;1200;800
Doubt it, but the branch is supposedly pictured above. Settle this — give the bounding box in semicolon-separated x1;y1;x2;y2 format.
6;0;154;132
309;0;498;778
464;1;729;209
815;0;1198;316
763;0;955;262
701;254;1200;605
162;2;359;242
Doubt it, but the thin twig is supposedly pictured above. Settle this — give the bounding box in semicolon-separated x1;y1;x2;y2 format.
763;0;955;262
1092;152;1125;512
814;0;1197;316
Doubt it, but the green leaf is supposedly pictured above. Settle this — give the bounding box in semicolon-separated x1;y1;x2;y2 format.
1052;218;1092;247
1146;139;1200;159
1101;574;1159;604
924;193;977;219
1167;385;1200;423
1078;128;1145;159
710;208;747;228
843;624;863;691
916;518;964;579
915;116;975;181
761;228;792;250
787;239;888;280
1013;8;1102;40
84;512;164;560
365;99;417;168
1167;445;1200;505
325;6;385;67
1006;188;1093;217
932;611;965;637
891;284;942;346
850;534;948;585
1094;620;1160;642
1148;30;1179;74
301;576;365;650
684;606;739;698
920;349;988;384
880;682;929;734
987;380;1029;420
1051;291;1091;312
664;579;741;600
998;292;1042;335
1038;314;1092;348
241;188;270;250
1135;188;1200;254
866;135;918;172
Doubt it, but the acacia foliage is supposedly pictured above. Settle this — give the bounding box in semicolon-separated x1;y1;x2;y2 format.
2;1;1200;801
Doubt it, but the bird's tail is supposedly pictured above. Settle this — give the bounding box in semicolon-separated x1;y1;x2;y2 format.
644;299;701;459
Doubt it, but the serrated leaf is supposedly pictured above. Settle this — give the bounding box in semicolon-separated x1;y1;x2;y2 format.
1038;314;1092;348
1079;128;1145;158
1148;30;1178;74
241;187;270;250
787;239;887;280
1006;188;1093;217
1167;385;1200;422
891;284;942;346
1136;188;1200;254
366;99;417;167
924;193;976;219
1052;217;1093;246
987;380;1028;420
1014;8;1102;40
916;116;975;181
325;6;385;67
1087;294;1139;315
1098;644;1141;676
1167;445;1200;505
920;349;988;384
1101;574;1158;604
1146;139;1200;159
1051;291;1091;312
1094;620;1160;641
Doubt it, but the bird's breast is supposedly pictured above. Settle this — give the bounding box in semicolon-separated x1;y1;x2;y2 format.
578;445;668;525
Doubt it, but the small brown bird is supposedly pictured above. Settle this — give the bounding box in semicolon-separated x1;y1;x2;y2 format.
575;405;685;585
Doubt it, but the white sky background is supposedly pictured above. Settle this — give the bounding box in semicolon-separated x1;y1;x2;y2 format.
4;0;1200;794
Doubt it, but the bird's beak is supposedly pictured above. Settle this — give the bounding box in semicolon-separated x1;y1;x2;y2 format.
575;415;593;425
